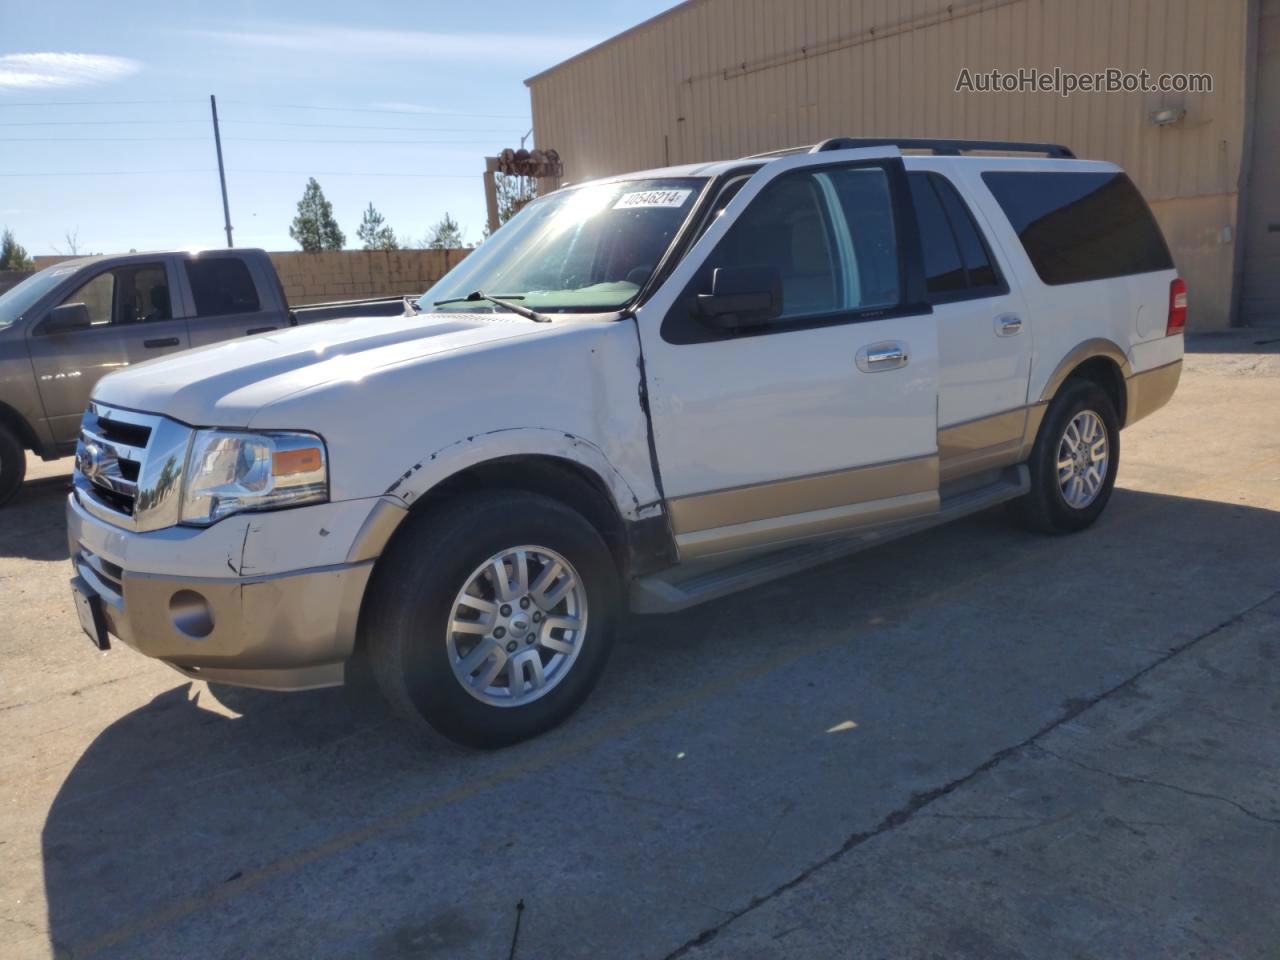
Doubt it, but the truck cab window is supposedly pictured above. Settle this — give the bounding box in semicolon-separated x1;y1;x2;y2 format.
185;258;261;316
60;272;115;328
116;264;172;324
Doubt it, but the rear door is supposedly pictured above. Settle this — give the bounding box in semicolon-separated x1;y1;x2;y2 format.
27;259;187;444
905;166;1033;483
179;254;290;347
635;147;940;560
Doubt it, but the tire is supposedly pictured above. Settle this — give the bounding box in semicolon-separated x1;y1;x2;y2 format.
0;424;26;509
361;490;620;749
1007;379;1120;534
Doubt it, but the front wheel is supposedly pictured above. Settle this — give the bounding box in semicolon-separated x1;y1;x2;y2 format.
0;424;26;508
362;491;620;748
1008;379;1120;534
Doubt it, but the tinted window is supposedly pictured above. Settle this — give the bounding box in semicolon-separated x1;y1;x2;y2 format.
117;264;171;324
697;165;901;326
908;173;1004;301
982;171;1173;285
908;175;967;296
932;177;1000;289
825;167;901;308
61;272;114;327
185;258;261;316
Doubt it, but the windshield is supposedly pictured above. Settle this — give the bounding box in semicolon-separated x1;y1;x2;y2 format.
420;177;706;315
0;263;78;330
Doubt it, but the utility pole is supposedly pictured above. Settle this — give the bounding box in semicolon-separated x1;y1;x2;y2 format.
209;94;233;247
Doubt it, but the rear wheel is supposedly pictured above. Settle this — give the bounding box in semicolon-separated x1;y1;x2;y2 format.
362;490;620;748
1008;379;1119;533
0;424;26;508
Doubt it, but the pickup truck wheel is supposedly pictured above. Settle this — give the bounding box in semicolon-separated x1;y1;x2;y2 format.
0;425;26;508
362;491;619;748
1008;379;1119;534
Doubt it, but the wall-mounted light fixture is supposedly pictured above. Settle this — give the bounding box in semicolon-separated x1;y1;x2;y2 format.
1150;106;1187;126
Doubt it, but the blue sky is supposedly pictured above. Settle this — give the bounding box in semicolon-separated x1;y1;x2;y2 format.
0;0;674;254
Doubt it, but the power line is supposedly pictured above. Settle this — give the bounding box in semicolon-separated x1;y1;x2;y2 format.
0;119;521;133
231;169;477;178
222;120;522;133
0;168;475;178
0;170;216;177
220;100;529;120
0;119;206;126
0;137;209;143
0;99;195;107
0;98;531;121
224;137;512;145
2;136;509;144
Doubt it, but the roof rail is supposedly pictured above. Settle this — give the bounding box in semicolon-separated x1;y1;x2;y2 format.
809;137;1076;158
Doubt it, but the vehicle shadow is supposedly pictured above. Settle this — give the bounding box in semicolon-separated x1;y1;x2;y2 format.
38;487;1280;958
0;473;72;562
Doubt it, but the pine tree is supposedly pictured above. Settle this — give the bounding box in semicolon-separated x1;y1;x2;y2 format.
0;227;33;270
425;212;465;250
483;175;537;238
356;203;398;251
289;179;345;252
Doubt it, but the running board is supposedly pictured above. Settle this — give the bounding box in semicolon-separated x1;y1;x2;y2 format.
630;464;1030;614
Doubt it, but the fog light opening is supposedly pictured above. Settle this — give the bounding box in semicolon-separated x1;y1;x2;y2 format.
169;590;215;639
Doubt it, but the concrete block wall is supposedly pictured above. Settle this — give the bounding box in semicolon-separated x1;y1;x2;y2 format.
0;270;30;295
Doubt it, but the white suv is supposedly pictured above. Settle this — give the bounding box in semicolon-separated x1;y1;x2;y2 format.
67;138;1184;747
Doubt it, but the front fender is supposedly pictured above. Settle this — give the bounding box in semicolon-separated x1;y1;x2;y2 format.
382;426;657;522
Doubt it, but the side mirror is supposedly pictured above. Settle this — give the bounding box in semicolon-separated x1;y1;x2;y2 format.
42;302;93;334
696;266;782;330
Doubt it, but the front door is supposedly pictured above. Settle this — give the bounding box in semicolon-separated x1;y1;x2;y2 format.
27;260;188;444
635;148;940;560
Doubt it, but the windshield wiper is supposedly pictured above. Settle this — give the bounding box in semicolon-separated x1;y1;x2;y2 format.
433;290;550;323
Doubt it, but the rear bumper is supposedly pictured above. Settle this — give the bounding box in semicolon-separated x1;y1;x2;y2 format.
67;494;375;691
1125;358;1182;427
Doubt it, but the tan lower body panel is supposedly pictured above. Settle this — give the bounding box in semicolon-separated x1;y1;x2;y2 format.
668;455;939;560
1124;359;1182;427
937;408;1029;484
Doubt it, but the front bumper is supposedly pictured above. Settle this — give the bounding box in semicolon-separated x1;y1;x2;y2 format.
66;493;377;691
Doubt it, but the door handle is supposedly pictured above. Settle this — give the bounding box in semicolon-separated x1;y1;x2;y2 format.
856;341;909;372
143;337;180;349
995;313;1023;336
246;326;276;336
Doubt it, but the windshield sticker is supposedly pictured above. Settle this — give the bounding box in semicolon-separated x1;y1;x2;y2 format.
613;189;692;210
51;267;77;277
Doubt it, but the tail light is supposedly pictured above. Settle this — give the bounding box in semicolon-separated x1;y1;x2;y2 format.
1167;277;1187;335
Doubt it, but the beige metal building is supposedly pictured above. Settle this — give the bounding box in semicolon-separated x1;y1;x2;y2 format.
526;0;1278;330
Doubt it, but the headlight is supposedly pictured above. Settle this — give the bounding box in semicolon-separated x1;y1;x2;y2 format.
180;429;328;525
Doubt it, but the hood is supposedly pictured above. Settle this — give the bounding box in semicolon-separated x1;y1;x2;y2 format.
92;311;543;427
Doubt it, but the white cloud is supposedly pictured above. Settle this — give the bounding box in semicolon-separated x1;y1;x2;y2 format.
192;25;600;66
0;53;142;90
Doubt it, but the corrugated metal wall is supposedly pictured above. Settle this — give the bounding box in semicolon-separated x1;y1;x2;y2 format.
527;0;1255;329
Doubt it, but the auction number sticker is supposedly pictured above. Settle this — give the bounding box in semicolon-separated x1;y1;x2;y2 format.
613;189;692;210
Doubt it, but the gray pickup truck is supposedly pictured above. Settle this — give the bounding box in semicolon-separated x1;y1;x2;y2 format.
0;248;406;505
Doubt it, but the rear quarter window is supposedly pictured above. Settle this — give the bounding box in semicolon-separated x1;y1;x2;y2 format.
185;257;261;316
981;171;1173;285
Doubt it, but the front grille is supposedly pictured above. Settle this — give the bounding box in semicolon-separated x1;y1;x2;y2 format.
74;402;190;531
93;416;151;450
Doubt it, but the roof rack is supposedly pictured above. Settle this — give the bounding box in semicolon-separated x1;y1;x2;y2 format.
808;137;1076;158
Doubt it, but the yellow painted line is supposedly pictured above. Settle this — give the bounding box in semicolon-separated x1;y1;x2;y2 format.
71;458;1280;957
